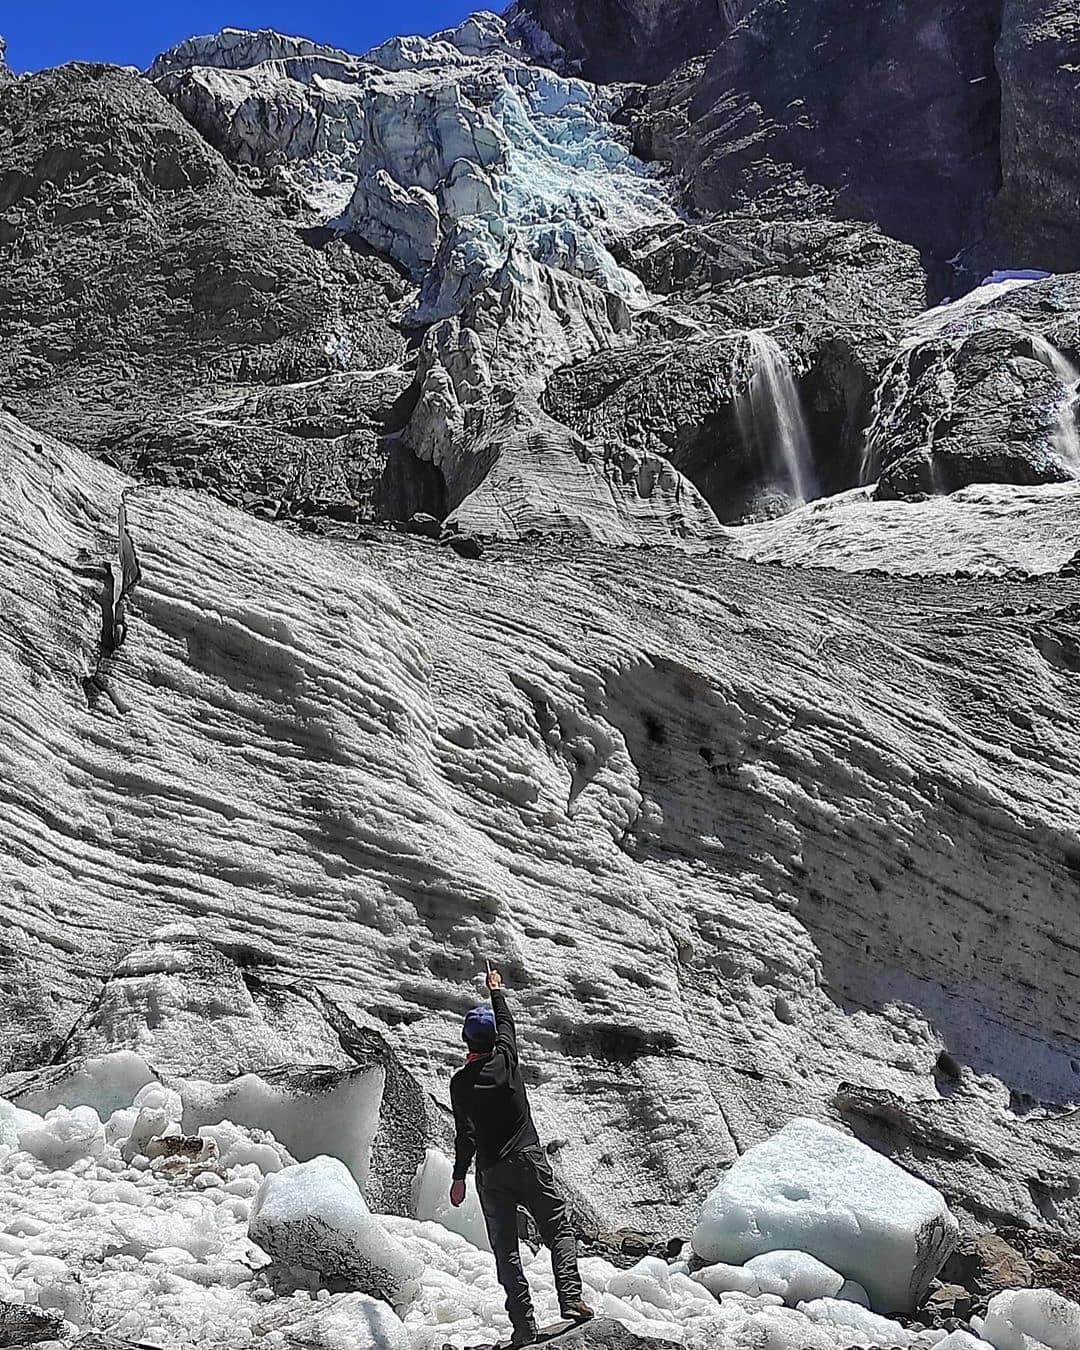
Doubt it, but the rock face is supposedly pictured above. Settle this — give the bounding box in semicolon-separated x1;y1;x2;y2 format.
865;278;1080;497
0;62;408;521
994;0;1080;271
624;0;1002;272
2;407;1080;1237
507;0;748;82
524;0;1080;279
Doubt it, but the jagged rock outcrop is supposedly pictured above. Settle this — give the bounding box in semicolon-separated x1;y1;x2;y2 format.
507;0;750;82
621;0;1002;274
864;277;1080;497
994;0;1080;272
546;218;927;520
2;406;1080;1236
0;62;408;521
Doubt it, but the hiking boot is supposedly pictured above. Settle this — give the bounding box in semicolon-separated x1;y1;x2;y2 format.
560;1302;595;1325
510;1323;539;1347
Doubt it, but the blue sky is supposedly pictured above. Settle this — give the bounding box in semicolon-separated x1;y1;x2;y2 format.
3;1;480;72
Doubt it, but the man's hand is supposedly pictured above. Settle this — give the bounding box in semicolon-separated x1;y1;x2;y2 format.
450;1179;466;1208
486;965;503;991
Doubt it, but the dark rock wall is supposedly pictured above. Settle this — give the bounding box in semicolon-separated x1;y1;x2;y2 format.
508;0;753;82
994;0;1080;271
520;0;1080;278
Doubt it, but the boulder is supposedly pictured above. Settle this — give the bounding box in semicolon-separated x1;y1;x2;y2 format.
249;1155;422;1301
0;1301;62;1347
252;1291;411;1350
924;1282;976;1322
692;1117;958;1312
981;1288;1080;1350
939;1234;1034;1300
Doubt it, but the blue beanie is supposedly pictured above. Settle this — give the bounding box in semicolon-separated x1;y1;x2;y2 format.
463;1005;496;1049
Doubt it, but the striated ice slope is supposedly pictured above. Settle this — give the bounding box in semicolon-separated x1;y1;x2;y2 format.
2;408;1080;1235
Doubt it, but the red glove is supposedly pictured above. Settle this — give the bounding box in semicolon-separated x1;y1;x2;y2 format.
450;1179;466;1208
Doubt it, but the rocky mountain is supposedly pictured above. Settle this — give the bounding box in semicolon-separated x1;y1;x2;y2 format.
0;4;1079;1349
519;0;1080;284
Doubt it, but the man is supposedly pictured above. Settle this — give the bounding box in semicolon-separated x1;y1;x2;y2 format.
450;965;594;1345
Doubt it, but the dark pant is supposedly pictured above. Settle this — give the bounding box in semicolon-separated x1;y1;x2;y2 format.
478;1146;583;1333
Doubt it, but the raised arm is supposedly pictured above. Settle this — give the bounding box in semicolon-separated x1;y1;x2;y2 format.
487;966;518;1061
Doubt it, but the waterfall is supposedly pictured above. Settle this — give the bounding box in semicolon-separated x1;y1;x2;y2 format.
1028;335;1080;476
736;330;818;505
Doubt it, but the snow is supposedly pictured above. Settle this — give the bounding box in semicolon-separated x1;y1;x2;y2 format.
692;1118;958;1312
800;1298;916;1347
249;1155;423;1303
18;1107;107;1170
937;1333;997;1350
725;481;1080;575
981;1289;1080;1350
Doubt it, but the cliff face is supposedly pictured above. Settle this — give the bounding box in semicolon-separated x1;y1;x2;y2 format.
507;0;750;82
519;0;1080;278
995;0;1080;271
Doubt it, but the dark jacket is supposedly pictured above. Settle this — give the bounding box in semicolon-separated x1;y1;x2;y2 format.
450;988;540;1180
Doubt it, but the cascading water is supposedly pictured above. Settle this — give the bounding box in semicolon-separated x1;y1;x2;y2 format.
736;330;818;505
1028;335;1080;476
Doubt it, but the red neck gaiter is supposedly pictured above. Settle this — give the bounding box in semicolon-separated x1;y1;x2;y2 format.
465;1050;492;1066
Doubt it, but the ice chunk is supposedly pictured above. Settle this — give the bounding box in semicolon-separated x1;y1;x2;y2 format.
7;1052;156;1118
745;1250;845;1305
937;1333;997;1350
692;1261;760;1297
692;1117;958;1312
249;1155;422;1304
838;1279;872;1307
982;1289;1080;1350
606;1256;674;1309
182;1064;383;1188
198;1119;293;1174
800;1296;915;1346
413;1148;490;1251
19;1105;106;1168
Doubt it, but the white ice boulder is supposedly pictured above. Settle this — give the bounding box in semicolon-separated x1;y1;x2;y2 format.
982;1289;1080;1350
692;1261;760;1297
413;1147;490;1251
937;1333;997;1350
7;1052;156;1118
745;1250;845;1306
182;1063;383;1188
249;1155;421;1304
692;1117;958;1312
19;1105;106;1168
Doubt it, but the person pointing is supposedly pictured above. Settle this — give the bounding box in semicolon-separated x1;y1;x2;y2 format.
450;964;594;1345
